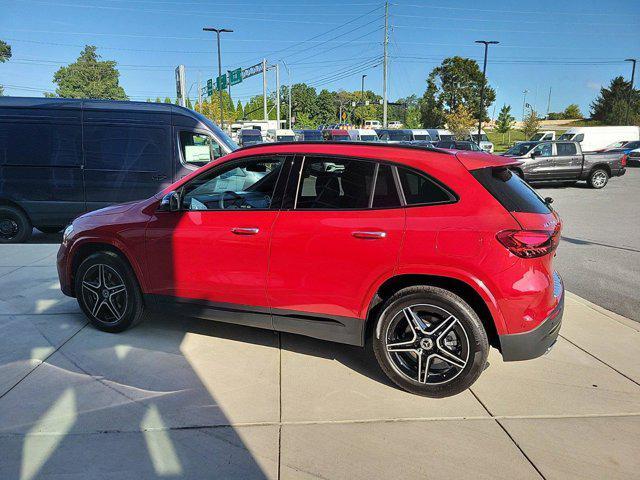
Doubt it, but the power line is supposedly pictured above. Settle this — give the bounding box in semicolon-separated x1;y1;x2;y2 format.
394;2;635;17
391;22;640;37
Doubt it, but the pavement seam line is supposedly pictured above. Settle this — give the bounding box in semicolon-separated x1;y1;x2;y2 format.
277;331;283;480
470;388;547;480
0;321;89;402
559;334;640;388
566;293;640;332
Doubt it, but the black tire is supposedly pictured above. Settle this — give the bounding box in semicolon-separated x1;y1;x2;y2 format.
0;205;32;243
587;168;609;189
372;286;488;398
37;226;64;234
75;251;145;333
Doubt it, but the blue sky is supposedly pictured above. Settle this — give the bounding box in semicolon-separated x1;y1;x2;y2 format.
1;0;638;120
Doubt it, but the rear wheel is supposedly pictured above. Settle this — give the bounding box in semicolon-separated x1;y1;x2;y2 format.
75;251;145;332
588;168;609;189
372;286;489;398
0;206;32;243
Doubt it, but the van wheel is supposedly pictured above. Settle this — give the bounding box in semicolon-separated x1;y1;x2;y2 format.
372;286;488;398
588;168;609;189
75;252;145;333
0;206;32;243
37;226;64;234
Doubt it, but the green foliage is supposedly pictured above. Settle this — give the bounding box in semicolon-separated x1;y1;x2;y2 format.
235;100;244;118
316;89;336;125
196;91;237;125
522;110;541;139
495;104;515;138
420;56;496;128
186;97;193;109
444;104;476;139
591;76;640;125
563;104;582;119
0;40;11;63
163;97;172;104
50;45;127;100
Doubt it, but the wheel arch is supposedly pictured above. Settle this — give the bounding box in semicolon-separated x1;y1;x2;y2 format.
69;239;147;296
589;163;611;177
0;197;31;221
364;273;503;350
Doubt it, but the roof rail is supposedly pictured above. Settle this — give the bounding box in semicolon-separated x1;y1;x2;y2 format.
236;141;453;155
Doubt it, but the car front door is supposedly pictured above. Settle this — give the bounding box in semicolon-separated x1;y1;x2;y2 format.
144;155;290;327
526;142;555;180
267;155;405;345
552;142;582;179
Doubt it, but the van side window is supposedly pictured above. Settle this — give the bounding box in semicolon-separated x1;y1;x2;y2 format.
557;143;577;156
396;167;453;205
179;131;221;166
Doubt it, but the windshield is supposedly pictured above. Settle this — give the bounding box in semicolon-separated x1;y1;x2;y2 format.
242;137;262;145
530;133;546;141
276;135;295;142
558;133;575;141
413;134;431;141
360;135;378;142
439;134;454;141
332;134;351;141
471;134;489;142
302;131;323;141
389;130;413;141
192;111;239;152
505;142;537;156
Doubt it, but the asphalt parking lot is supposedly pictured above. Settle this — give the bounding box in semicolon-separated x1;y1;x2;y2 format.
535;166;640;322
0;240;639;479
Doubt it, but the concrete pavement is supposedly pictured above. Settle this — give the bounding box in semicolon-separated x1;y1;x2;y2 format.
0;244;639;479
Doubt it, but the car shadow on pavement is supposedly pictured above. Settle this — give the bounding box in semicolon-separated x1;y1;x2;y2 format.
561;235;640;254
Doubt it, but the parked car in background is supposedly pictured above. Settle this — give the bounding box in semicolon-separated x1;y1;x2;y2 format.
398;140;435;149
508;141;626;188
426;128;441;142
376;129;413;143
529;131;556;142
602;140;640;154
410;129;433;142
294;129;324;142
388;121;403;129
322;129;351;141
348;129;379;142
558;126;640;152
503;142;540;158
238;129;263;147
435;140;482;151
267;129;296;143
436;129;455;141
0;97;237;243
58;141;564;398
364;120;381;129
467;129;494;153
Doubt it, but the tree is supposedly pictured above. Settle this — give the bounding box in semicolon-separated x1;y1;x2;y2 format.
163;97;172;104
0;39;12;96
420;56;496;128
50;45;127;100
522;110;541;139
316;89;336;125
591;76;640;125
495;104;515;142
291;83;319;124
236;100;244;119
444;104;476;139
562;104;582;119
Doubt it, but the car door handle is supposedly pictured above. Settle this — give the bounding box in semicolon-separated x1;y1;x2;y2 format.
352;231;386;239
152;172;168;181
231;227;259;235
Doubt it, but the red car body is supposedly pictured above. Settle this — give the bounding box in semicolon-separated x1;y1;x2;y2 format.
58;142;563;361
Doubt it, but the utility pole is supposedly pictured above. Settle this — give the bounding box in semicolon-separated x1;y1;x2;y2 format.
262;58;268;121
625;58;637;124
361;74;367;128
203;27;233;128
475;40;499;141
275;63;281;128
282;60;292;129
546;86;552;119
522;89;529;121
197;71;202;110
382;0;389;127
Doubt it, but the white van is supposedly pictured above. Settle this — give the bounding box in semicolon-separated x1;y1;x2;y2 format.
266;129;296;143
364;120;381;129
437;129;455;141
467;129;494;153
350;129;379;142
410;129;433;141
558;126;640;152
529;131;556;142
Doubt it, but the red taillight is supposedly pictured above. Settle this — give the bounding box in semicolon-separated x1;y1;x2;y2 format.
621;154;627;167
496;227;561;258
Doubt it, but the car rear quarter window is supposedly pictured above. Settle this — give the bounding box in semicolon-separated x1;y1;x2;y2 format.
472;167;551;214
396;167;454;205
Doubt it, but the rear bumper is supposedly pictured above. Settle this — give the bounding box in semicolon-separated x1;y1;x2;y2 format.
614;167;626;177
499;272;564;361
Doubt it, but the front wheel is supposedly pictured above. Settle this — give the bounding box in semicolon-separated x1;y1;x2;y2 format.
588;168;609;189
372;286;488;398
0;205;32;243
75;251;145;332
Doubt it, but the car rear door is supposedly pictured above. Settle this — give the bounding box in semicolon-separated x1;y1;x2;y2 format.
267;155;405;345
526;142;555;180
552;142;582;179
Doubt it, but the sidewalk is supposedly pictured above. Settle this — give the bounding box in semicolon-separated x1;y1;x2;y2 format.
0;244;638;479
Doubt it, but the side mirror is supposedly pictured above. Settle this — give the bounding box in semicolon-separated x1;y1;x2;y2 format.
158;190;181;212
530;151;539;158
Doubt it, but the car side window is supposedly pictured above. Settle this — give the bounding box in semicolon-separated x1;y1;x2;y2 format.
295;157;375;210
181;157;283;211
179;131;222;166
532;143;553;157
396;167;453;205
557;143;577;156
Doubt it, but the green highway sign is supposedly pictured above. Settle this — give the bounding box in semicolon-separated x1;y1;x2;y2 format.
229;68;242;86
206;79;213;96
216;74;228;91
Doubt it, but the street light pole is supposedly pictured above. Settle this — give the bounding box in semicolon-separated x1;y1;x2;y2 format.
281;60;292;129
522;89;529;121
475;40;499;141
203;27;233;128
624;58;637;125
361;74;367;127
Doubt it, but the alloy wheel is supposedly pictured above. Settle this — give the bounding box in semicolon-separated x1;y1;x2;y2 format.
0;218;19;241
384;304;470;385
81;264;128;323
592;171;607;188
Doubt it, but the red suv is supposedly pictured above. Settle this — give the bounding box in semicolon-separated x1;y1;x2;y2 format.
57;143;563;397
